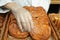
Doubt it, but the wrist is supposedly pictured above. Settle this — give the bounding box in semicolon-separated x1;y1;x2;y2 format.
4;2;20;10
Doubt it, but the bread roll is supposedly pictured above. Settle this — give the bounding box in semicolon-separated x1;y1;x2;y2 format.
8;13;29;39
24;6;51;40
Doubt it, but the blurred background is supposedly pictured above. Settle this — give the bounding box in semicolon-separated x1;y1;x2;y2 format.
48;0;60;13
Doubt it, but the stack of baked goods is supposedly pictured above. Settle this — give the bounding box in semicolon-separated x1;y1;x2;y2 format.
4;6;51;40
0;14;6;39
49;13;60;40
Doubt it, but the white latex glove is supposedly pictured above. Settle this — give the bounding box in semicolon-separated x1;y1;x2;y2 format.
5;2;33;32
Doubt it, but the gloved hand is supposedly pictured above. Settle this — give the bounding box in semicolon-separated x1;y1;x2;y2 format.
4;2;34;32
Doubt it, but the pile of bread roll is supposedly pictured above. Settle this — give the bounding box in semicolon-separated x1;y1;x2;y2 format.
7;6;51;40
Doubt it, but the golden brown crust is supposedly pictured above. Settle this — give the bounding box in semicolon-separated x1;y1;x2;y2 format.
8;13;29;39
24;6;51;40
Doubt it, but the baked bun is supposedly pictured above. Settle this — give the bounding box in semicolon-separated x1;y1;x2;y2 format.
8;13;29;39
24;6;51;40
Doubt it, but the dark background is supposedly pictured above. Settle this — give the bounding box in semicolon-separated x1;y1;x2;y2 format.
48;4;60;13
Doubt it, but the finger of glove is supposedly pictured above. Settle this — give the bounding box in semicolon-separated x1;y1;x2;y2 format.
23;10;34;32
20;9;32;32
26;11;34;31
19;13;28;31
12;11;24;32
24;9;34;30
23;12;32;32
